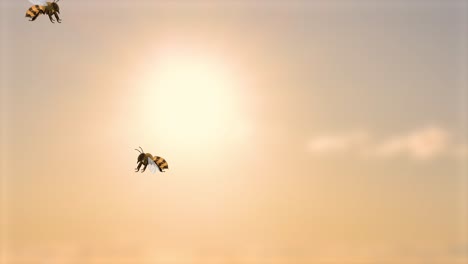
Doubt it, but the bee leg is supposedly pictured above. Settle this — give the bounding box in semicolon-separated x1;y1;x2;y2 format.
142;164;147;173
48;14;55;23
54;13;61;23
135;162;142;172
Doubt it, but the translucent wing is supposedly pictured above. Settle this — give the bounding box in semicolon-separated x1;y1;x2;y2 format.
147;157;158;174
29;0;47;5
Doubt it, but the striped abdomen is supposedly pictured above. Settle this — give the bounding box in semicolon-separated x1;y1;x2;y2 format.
153;156;169;171
25;5;45;21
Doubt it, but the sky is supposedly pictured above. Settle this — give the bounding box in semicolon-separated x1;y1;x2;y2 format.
1;0;467;263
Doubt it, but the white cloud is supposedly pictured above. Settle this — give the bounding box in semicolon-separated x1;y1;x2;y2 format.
374;126;449;160
306;130;370;155
307;126;462;161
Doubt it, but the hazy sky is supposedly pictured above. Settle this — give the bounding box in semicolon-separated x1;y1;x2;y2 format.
1;0;467;263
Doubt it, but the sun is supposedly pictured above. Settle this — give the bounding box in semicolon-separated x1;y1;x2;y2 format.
135;47;249;151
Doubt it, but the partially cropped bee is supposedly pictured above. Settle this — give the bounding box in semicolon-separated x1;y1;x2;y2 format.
25;0;61;23
135;147;169;173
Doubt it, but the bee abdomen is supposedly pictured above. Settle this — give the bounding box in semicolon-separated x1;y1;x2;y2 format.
154;156;169;170
25;5;44;19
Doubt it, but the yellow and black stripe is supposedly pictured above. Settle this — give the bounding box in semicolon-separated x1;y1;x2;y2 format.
153;156;169;172
25;5;45;21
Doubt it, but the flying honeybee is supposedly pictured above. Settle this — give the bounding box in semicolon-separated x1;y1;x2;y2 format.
135;147;169;173
25;0;61;23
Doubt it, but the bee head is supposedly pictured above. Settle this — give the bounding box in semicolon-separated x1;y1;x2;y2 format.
137;153;146;163
135;146;145;163
51;2;59;13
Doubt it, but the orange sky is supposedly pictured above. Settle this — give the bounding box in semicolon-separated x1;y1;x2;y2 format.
1;0;467;263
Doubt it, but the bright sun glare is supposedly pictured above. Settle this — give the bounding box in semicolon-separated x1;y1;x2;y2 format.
137;47;249;150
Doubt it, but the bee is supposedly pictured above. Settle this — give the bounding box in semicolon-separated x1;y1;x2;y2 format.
25;0;61;23
135;147;169;173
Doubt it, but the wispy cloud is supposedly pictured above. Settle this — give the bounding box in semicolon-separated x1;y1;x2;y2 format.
307;126;464;161
306;130;370;155
373;126;449;160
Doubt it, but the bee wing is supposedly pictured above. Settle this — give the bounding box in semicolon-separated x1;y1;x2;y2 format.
29;0;47;5
147;157;158;174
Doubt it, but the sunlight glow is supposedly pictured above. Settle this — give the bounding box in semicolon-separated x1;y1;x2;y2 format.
137;47;249;150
